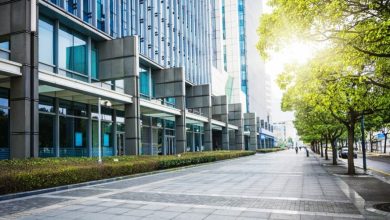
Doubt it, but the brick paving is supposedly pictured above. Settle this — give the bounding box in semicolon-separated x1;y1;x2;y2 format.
0;150;387;219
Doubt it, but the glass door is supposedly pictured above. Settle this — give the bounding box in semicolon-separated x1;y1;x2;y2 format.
116;132;125;155
165;136;175;155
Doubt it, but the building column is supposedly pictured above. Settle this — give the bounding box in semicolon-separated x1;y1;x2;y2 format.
98;36;141;155
244;113;257;151
175;96;186;154
229;103;244;150
212;95;229;150
112;110;118;156
55;98;60;157
7;0;39;158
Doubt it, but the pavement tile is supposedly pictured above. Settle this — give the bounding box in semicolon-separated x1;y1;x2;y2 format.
99;207;129;215
173;213;209;220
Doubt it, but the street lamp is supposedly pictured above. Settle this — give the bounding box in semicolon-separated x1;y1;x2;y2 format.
98;97;112;163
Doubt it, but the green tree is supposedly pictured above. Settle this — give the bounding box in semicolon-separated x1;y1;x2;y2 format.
278;50;390;174
257;0;390;89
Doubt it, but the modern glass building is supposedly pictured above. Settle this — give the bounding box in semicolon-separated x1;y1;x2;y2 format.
0;0;262;159
0;0;275;159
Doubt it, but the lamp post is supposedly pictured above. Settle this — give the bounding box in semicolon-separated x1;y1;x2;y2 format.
361;114;367;171
97;97;112;164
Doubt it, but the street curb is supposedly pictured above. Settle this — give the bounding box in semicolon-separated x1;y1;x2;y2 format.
0;154;253;202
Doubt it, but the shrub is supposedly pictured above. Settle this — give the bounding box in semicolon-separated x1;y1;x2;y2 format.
256;148;285;153
0;150;254;195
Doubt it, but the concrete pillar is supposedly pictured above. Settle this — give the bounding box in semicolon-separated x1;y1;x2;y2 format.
153;67;186;154
175;96;186;154
98;36;140;155
244;113;257;151
228;103;244;150
2;0;39;158
212;95;229;150
112;110;117;156
55;98;60;157
186;84;212;151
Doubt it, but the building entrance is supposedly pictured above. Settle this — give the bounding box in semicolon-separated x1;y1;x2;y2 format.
116;132;125;155
165;136;175;155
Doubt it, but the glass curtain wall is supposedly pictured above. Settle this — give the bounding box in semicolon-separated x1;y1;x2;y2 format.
38;96;56;157
59;100;88;157
92;106;114;156
151;117;163;155
116;111;125;155
0;88;9;160
139;66;150;99
38;17;99;83
38;17;54;71
186;124;204;152
140;115;151;155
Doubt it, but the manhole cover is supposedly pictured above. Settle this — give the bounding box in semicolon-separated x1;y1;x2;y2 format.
373;203;390;212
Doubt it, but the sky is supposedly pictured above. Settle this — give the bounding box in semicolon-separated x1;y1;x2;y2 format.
261;1;316;123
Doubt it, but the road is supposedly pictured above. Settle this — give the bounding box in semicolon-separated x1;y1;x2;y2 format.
0;150;388;220
339;156;390;174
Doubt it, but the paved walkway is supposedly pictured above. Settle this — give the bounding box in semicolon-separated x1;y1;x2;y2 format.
0;150;388;220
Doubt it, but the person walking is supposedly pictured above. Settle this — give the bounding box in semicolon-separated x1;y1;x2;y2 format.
295;146;298;154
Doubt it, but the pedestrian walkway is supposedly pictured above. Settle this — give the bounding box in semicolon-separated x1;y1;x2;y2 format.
0;150;388;220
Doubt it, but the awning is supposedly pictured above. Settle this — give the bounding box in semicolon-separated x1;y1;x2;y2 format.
0;58;22;79
39;70;132;107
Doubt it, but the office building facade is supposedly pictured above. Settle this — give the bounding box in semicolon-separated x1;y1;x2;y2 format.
0;0;257;159
211;0;275;150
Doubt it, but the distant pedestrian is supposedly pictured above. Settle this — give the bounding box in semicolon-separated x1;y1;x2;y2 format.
295;146;298;154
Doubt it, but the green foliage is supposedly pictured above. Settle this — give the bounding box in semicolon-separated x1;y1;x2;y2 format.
256;148;285;153
0;151;255;195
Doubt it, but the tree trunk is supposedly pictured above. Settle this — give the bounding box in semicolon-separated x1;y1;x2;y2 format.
384;134;387;154
325;138;329;160
331;139;337;165
347;126;356;175
320;140;324;157
370;131;373;152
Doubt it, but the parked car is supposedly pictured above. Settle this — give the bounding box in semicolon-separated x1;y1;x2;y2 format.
338;147;357;159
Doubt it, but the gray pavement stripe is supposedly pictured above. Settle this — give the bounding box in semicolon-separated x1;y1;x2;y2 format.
103;191;360;214
129;190;352;203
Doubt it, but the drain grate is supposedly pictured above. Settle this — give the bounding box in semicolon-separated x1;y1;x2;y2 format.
373;203;390;212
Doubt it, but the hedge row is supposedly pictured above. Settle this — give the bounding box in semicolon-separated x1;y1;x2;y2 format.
0;150;254;195
256;148;285;153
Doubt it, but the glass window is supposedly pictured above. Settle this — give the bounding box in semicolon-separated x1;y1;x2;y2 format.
0;40;9;51
73;33;87;74
0;38;10;60
58;26;87;75
60;117;88;156
83;0;91;23
97;0;106;31
139;67;150;97
0;88;9;107
39;114;55;148
39;18;54;65
0;108;9;148
0;88;9;149
39;96;55;113
91;42;99;79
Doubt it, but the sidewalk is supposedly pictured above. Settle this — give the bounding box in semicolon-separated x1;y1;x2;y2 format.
312;151;390;218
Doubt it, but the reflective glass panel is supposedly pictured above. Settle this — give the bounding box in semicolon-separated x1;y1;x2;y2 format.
38;18;54;65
